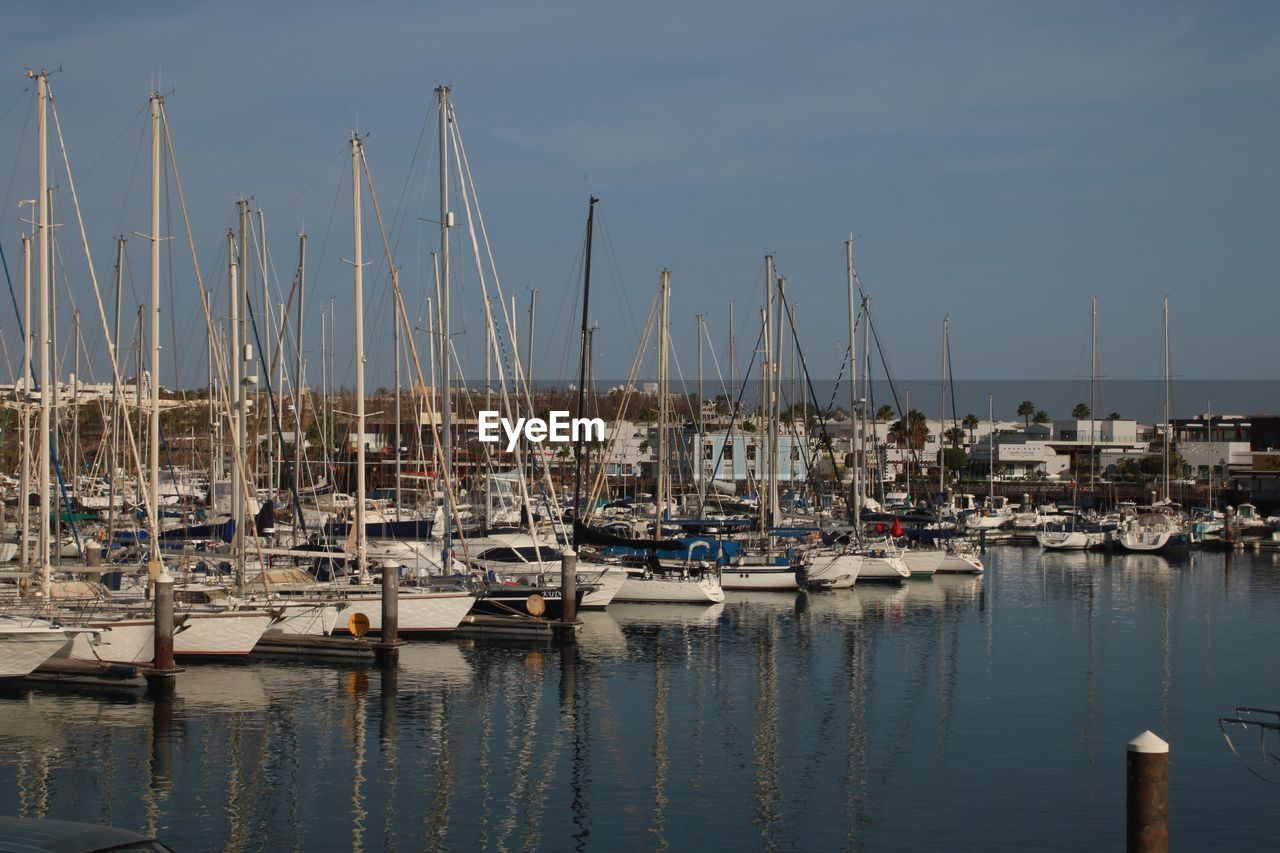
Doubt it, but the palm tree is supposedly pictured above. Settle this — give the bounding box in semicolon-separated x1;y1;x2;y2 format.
944;426;966;448
1033;410;1050;425
1017;400;1034;428
1072;403;1091;419
1107;411;1122;420
962;413;979;443
888;409;930;450
875;404;894;423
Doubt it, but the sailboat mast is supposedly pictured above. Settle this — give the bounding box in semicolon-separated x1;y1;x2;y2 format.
988;393;996;501
939;317;948;497
395;289;403;511
759;256;773;534
19;235;31;573
656;270;670;532
34;71;51;593
572;196;598;522
1090;295;1097;488
696;312;705;514
147;91;164;572
259;208;273;499
436;85;453;572
351;132;368;581
846;238;859;525
527;288;537;389
770;276;783;524
1162;295;1171;503
295;232;306;495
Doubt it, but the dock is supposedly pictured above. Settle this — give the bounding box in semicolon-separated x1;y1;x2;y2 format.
252;631;376;661
24;658;148;690
453;613;581;640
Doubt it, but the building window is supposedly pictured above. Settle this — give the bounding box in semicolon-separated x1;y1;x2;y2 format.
746;444;757;462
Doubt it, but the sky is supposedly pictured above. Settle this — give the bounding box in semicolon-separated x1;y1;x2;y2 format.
2;0;1278;408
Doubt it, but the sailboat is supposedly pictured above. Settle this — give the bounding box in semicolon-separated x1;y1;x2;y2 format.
1117;296;1189;554
1039;297;1111;551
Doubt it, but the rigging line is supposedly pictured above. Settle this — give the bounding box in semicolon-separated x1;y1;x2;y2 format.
268;143;348;230
47;86;157;562
780;295;841;488
0;85;29;128
0;90;32;246
111;106;150;239
162;136;183;393
703;322;765;491
79;101;148;183
595;207;642;349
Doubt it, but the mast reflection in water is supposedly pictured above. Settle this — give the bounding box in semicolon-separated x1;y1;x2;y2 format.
0;547;1277;850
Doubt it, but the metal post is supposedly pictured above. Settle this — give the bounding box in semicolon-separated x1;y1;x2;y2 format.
375;559;402;665
147;569;179;695
1126;730;1169;853
560;547;578;630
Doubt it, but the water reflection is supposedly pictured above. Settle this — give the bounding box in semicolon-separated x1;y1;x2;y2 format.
0;547;1275;850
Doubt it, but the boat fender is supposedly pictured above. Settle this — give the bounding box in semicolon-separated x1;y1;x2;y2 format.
526;593;546;617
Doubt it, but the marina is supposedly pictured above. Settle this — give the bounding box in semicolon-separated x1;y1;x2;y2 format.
0;546;1276;850
0;3;1276;850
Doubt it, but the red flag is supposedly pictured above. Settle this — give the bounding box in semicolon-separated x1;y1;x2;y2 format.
874;523;886;534
890;518;904;538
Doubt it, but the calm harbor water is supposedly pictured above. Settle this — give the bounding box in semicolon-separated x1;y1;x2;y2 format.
1;546;1278;851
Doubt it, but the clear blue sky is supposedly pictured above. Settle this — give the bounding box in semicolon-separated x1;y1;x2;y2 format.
2;0;1277;395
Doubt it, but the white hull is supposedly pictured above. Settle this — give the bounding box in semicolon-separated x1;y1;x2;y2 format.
332;591;476;634
1037;530;1106;550
0;625;73;678
938;548;984;573
805;551;861;589
71;621;154;664
720;565;800;591
616;574;725;604
965;514;1010;532
273;602;342;636
858;554;910;581
175;611;276;656
578;566;629;608
0;543;18;563
902;549;944;576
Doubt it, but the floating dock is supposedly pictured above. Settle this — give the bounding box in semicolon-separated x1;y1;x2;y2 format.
252;631;376;661
24;658;148;689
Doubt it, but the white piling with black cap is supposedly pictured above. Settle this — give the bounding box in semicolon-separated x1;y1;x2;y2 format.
1126;730;1168;853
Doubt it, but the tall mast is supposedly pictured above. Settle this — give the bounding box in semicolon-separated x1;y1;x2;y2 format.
862;297;874;504
527;288;537;390
573;196;598;522
34;71;51;594
695;312;705;514
19;235;31;573
259;208;273;500
655;270;670;533
846;238;859;525
939;317;948;497
436;85;453;572
1090;295;1097;488
760;255;774;534
728;300;736;410
1162;295;1170;503
395;290;403;512
988;394;996;500
147;92;164;575
769;275;784;525
294;232;306;496
227;231;244;587
351;132;368;581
